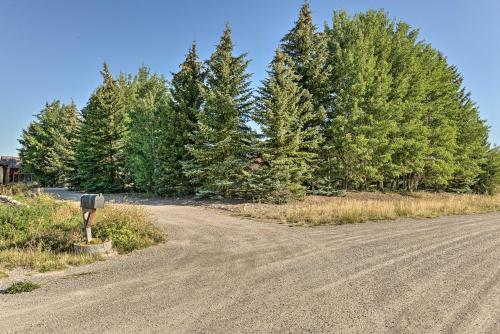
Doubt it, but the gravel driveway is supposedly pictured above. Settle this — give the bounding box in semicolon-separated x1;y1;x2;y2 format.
0;189;499;333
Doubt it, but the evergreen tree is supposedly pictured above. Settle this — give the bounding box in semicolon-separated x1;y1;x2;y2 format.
450;88;489;192
474;146;500;195
321;9;491;192
158;42;204;195
386;21;429;191
19;122;43;178
75;63;127;192
281;2;329;190
125;66;170;194
19;101;79;186
281;2;330;112
18;7;495;198
419;48;459;190
250;51;314;202
324;11;395;190
183;24;255;198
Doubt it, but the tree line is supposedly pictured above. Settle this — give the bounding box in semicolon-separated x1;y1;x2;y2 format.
19;4;500;201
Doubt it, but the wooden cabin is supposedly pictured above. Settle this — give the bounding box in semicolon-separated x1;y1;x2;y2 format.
0;156;33;184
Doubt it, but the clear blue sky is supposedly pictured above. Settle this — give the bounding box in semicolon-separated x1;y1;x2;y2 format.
1;0;499;156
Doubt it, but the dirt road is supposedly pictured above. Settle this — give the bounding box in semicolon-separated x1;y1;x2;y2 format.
1;190;499;333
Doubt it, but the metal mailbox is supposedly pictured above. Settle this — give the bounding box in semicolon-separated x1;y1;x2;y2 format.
80;194;105;209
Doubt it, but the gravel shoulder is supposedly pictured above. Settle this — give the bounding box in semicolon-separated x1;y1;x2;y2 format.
0;189;499;333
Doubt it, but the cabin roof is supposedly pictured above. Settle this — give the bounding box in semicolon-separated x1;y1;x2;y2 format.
0;156;21;169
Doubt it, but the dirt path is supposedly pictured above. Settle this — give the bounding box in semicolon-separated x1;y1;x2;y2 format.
1;190;499;333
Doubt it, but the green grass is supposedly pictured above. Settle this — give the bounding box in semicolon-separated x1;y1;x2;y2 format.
0;191;164;273
3;281;40;294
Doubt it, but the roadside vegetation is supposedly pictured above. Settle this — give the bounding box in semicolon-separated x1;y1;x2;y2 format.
0;186;164;273
17;3;500;203
229;192;500;226
3;281;40;294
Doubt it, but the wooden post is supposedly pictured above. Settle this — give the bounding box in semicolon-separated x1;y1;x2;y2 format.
82;209;96;243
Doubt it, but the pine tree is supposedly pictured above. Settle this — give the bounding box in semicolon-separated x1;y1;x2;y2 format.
387;21;429;191
474;146;500;195
157;42;204;195
19;122;43;179
450;88;489;192
125;66;170;194
281;2;329;190
75;63;127;192
183;24;255;198
282;2;331;108
250;51;315;202
19;101;79;186
419;48;459;190
324;11;395;190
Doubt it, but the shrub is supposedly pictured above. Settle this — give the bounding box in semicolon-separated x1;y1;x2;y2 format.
93;205;164;253
3;281;40;294
0;194;164;272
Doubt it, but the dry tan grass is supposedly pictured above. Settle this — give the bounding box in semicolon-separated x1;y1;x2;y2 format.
231;192;500;226
0;249;100;273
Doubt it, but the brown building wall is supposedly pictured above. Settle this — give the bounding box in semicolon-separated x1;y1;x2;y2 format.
0;165;7;184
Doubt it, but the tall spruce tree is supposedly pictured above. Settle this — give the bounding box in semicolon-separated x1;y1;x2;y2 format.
474;146;500;195
158;42;204;195
75;63;127;192
281;2;329;190
250;51;315;202
183;24;255;198
281;2;330;112
19;101;79;186
125;66;170;194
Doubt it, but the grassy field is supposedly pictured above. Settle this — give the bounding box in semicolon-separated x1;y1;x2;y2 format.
227;192;500;226
0;188;164;274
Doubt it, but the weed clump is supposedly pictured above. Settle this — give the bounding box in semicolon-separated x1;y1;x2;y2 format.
3;281;40;294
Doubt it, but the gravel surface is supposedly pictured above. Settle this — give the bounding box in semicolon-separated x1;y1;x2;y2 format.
1;189;499;333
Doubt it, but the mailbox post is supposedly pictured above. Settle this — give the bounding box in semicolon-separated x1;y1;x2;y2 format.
80;194;105;243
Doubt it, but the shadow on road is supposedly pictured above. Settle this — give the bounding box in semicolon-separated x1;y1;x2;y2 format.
43;188;247;207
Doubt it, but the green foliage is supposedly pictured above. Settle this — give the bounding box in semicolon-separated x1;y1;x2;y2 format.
93;205;164;253
324;11;395;190
474;147;500;195
322;9;491;193
281;2;328;190
157;42;205;195
184;24;256;198
125;66;170;194
0;195;164;271
3;281;40;294
19;101;79;186
250;51;314;202
17;5;495;198
0;195;79;252
74;63;128;192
